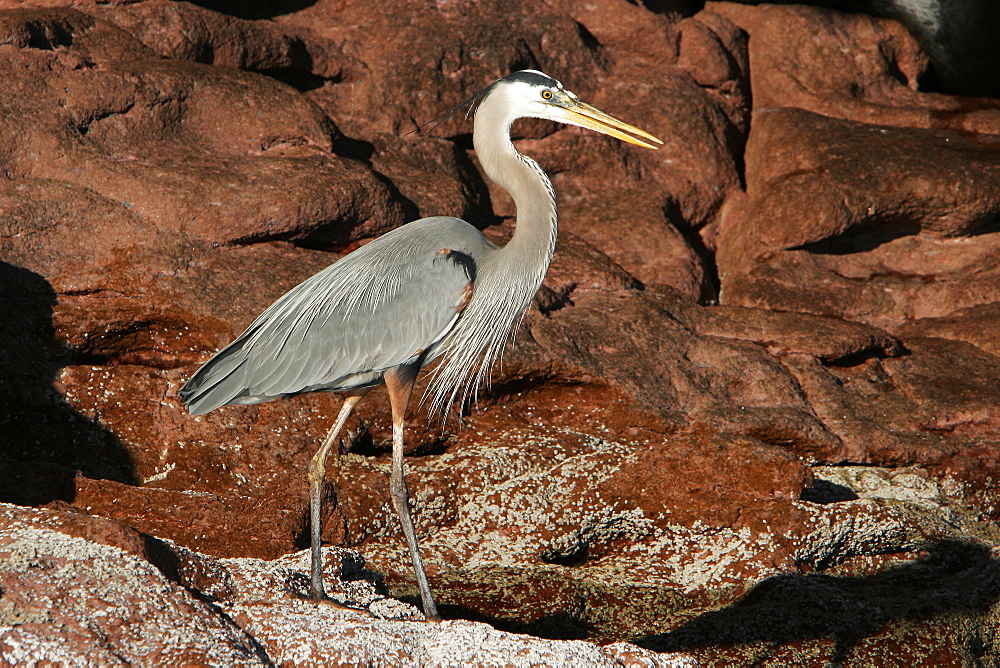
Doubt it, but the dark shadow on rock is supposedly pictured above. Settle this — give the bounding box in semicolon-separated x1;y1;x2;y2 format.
799;478;860;503
259;39;337;93
663;197;720;303
395;600;591;641
639;0;705;16
793;221;923;255
184;0;318;20
636;539;1000;664
264;62;333;93
0;262;135;505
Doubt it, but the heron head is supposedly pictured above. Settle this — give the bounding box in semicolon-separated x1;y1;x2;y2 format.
490;69;662;150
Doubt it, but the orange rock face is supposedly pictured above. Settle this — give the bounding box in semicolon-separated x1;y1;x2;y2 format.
1;1;1000;664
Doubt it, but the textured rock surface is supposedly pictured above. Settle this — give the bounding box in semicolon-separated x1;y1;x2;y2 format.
713;0;1000;100
0;504;265;665
708;2;1000;134
0;503;695;666
1;0;999;664
717;107;1000;332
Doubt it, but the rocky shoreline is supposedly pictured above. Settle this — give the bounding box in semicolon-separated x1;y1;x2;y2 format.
2;0;999;664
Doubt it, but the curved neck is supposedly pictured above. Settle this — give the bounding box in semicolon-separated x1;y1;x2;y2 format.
473;95;558;269
424;88;559;417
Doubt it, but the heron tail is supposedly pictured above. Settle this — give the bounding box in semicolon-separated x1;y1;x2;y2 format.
178;341;252;415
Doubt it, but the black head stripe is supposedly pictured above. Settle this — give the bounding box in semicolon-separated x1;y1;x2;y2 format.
502;70;561;89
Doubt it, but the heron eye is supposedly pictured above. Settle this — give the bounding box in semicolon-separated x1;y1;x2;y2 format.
541;90;553;100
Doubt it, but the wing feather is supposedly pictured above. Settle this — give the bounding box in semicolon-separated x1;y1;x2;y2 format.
180;218;491;414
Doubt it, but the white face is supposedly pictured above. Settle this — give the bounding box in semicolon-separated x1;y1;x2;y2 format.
485;70;662;150
498;75;581;125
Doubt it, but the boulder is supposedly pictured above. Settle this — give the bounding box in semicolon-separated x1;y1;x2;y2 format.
0;503;695;666
0;0;999;663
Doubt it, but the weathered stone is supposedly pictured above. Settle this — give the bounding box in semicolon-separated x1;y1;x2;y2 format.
708;1;1000;134
0;503;698;666
87;0;354;79
718;108;1000;332
895;302;1000;357
0;505;265;665
1;0;999;663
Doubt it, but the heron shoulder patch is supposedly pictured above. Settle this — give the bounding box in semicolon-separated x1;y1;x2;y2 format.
434;248;477;283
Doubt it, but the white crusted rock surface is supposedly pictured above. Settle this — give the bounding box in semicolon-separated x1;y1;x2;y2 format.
0;503;698;666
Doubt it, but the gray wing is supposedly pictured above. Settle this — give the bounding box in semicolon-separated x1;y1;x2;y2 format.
180;217;491;414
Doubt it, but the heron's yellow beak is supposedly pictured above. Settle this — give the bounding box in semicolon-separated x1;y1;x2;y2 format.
558;101;663;150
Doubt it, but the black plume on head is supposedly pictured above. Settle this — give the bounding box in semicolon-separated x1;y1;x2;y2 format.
501;70;561;89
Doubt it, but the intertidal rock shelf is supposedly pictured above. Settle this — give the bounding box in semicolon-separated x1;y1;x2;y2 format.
2;1;999;665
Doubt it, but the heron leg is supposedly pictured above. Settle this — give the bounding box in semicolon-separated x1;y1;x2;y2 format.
308;390;367;603
384;364;441;622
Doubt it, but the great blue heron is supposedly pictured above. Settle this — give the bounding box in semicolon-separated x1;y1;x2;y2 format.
179;70;661;621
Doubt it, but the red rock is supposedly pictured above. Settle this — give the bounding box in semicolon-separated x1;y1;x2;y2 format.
525;288;851;458
538;231;642;311
708;1;1000;135
546;0;750;227
2;1;1000;662
0;504;264;664
680;303;905;364
0;8;407;249
641;533;998;665
718;108;1000;332
779;344;1000;516
87;0;354;78
895;302;1000;357
881;338;1000;440
368;133;493;226
69;475;321;559
1;503;699;665
346;417;993;645
277;0;602;137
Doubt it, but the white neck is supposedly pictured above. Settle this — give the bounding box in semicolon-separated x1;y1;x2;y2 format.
423;86;560;416
472;89;558;274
